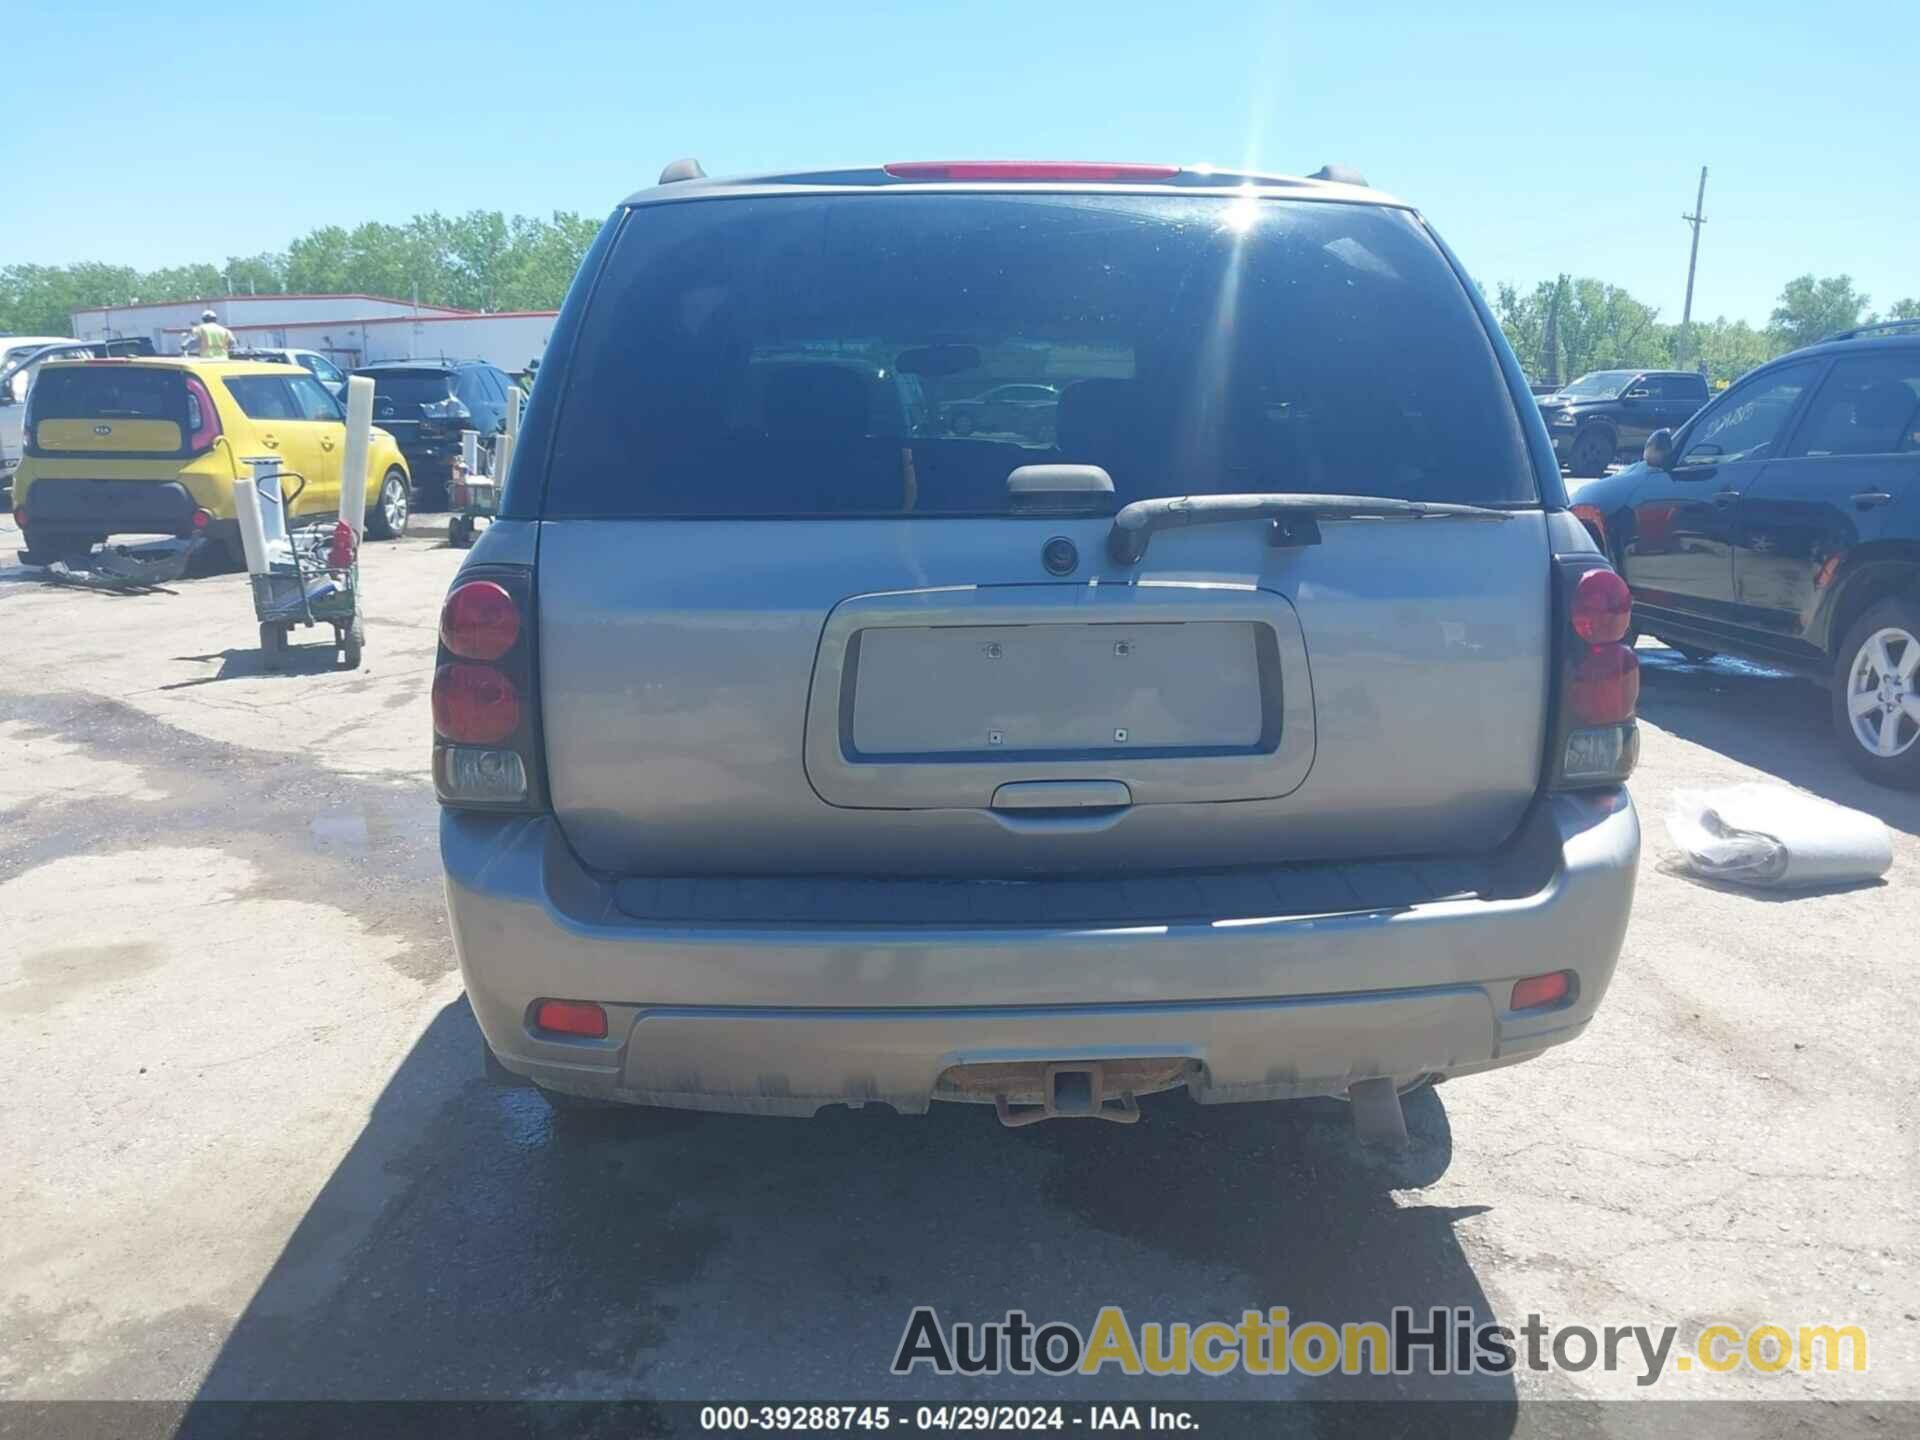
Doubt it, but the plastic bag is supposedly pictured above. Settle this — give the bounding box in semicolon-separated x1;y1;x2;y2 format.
1665;784;1893;889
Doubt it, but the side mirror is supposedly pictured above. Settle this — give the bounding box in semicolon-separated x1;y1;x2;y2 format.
1644;428;1674;470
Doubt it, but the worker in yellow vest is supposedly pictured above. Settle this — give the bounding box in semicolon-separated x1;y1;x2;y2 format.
186;309;235;359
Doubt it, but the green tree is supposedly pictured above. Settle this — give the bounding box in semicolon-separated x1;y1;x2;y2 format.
1495;275;1667;380
140;264;226;302
1769;274;1870;348
493;211;600;311
1494;279;1552;378
1686;316;1781;386
284;226;355;295
1565;277;1667;373
1;210;598;337
1887;297;1920;321
0;261;142;336
223;252;289;295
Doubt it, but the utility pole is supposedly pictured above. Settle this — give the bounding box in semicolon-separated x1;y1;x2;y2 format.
1679;166;1708;367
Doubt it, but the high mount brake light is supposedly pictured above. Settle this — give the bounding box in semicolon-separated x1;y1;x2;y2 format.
882;161;1182;182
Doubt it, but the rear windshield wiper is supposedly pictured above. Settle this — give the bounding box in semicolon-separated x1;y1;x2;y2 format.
1108;492;1514;565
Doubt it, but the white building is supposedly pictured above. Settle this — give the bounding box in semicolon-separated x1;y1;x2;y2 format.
69;293;559;373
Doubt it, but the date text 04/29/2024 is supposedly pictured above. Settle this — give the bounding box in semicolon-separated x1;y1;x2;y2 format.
698;1405;1199;1432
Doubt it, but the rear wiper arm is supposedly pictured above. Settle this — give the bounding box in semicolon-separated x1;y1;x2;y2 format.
1107;492;1513;565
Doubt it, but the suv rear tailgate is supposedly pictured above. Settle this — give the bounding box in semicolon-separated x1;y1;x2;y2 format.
527;186;1551;878
537;512;1548;875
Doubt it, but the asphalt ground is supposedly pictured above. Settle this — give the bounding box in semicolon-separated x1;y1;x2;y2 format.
2;510;1914;1432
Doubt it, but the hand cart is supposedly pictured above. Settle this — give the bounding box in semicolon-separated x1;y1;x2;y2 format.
447;428;501;549
249;474;364;670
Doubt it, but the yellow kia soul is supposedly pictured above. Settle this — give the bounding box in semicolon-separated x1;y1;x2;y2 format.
11;357;412;566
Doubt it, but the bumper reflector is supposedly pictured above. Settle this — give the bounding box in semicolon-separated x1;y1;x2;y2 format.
1511;971;1573;1011
535;1000;608;1039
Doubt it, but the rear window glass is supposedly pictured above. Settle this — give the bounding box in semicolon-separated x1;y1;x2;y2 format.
543;193;1532;517
28;365;184;423
357;371;454;409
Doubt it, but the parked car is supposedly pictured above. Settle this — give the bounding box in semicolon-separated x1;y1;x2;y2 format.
11;356;412;565
944;382;1060;438
352;359;516;508
233;347;352;399
1;335;83;370
1569;320;1920;785
1540;369;1710;478
436;158;1641;1136
1;340;95;497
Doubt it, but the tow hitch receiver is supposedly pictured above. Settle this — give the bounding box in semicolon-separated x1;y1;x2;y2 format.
994;1062;1142;1128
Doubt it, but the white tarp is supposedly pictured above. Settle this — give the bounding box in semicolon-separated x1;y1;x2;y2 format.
1666;784;1893;890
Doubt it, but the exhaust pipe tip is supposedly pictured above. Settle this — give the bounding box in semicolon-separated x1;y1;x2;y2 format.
1346;1076;1410;1149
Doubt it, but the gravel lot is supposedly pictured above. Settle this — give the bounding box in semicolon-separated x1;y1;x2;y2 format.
2;510;1914;1426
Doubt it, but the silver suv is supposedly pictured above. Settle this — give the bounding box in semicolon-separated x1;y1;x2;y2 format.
434;160;1642;1142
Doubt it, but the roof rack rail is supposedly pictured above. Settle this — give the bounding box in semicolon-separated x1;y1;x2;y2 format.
1309;163;1369;187
658;158;707;185
1818;317;1920;344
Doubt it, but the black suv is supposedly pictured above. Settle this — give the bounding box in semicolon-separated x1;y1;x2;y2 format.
1540;369;1710;478
1568;322;1920;785
351;359;515;507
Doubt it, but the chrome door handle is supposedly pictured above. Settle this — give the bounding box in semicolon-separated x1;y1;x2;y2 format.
1852;491;1894;509
320;438;335;450
1711;489;1739;506
261;436;279;449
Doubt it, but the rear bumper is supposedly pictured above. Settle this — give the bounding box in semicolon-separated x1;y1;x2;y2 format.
16;477;199;537
443;791;1639;1115
398;441;459;474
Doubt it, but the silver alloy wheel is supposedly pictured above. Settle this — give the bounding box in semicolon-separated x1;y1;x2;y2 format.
1845;625;1920;758
381;472;408;534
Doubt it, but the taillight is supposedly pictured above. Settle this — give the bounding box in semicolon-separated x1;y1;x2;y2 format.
433;663;521;743
183;375;222;455
1550;555;1639;789
1569;642;1640;724
1570;566;1631;644
191;508;212;531
883;160;1181;182
440;580;519;660
432;566;544;810
11;507;25;530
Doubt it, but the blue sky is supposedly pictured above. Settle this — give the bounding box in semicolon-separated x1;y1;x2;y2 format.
5;0;1914;326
